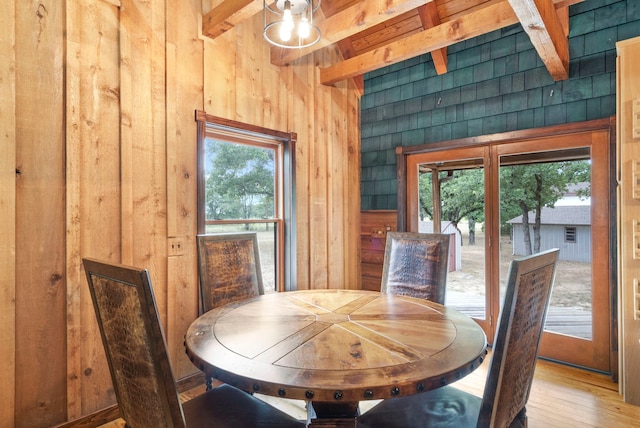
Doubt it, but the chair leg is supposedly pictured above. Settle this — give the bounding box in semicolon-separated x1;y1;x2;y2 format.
206;375;213;391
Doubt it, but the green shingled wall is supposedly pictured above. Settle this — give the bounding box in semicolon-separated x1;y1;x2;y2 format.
360;0;640;210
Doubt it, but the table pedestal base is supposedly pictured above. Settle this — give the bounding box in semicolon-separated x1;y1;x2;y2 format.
309;401;358;427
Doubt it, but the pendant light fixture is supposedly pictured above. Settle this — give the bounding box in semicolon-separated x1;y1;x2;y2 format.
263;0;321;49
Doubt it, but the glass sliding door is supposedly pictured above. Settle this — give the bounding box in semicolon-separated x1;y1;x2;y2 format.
405;127;612;371
407;147;493;333
494;133;611;371
499;151;592;340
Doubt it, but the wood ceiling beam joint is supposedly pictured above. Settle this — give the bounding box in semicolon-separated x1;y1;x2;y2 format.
320;0;520;86
418;2;447;75
202;0;262;40
507;0;569;80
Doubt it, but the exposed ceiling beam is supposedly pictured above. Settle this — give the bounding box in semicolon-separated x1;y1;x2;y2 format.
418;2;447;75
335;37;365;94
556;5;569;36
202;0;262;39
201;0;583;86
508;0;569;80
320;0;579;86
320;0;519;86
271;0;434;66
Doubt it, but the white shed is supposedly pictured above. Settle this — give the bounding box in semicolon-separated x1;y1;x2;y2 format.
507;205;591;262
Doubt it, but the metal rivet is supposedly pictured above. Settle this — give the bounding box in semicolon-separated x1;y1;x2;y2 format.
252;384;260;392
416;383;425;392
278;388;286;397
364;390;374;399
334;391;343;400
440;377;447;386
391;387;400;396
305;390;314;399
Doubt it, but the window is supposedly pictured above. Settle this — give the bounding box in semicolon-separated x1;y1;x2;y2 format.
565;226;577;243
196;111;296;292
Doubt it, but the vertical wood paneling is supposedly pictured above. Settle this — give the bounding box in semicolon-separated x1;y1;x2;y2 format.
234;21;257;125
0;0;16;426
119;0;134;266
288;64;311;290
617;36;640;405
346;82;362;289
328;62;347;289
120;0;168;324
15;0;67;426
203;32;237;117
310;52;329;289
66;0;121;418
165;0;203;376
4;0;361;424
202;0;234;117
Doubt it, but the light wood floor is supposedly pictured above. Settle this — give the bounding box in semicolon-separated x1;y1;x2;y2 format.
99;355;640;428
453;356;640;427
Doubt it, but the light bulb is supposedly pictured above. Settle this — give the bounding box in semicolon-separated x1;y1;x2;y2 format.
298;17;310;39
279;22;292;42
282;11;294;32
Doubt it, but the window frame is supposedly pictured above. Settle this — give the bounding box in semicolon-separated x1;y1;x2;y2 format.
195;111;297;292
398;118;615;373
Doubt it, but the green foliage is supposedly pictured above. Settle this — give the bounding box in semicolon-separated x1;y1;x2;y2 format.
418;159;591;253
205;140;275;220
419;168;485;225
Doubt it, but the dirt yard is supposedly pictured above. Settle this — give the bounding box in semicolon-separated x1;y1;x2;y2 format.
447;226;592;311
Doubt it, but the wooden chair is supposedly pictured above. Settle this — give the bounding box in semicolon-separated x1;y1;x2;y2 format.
380;232;451;305
82;258;304;428
196;233;265;390
357;248;559;428
197;232;264;314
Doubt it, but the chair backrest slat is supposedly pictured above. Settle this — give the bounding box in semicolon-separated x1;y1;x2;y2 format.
477;248;559;428
381;232;450;305
83;258;186;428
197;233;264;313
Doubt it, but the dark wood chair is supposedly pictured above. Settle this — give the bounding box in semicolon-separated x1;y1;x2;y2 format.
197;232;264;314
82;258;304;428
357;248;559;428
380;232;451;305
196;233;265;390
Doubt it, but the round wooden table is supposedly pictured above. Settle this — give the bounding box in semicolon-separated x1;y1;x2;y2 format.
185;289;487;421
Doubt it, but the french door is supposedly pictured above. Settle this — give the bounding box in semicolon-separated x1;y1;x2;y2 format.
406;128;612;372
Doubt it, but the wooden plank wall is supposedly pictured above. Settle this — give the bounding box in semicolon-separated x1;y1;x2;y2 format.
616;36;640;406
66;0;122;419
1;0;361;426
202;9;362;292
15;1;67;426
0;1;16;427
360;211;398;291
